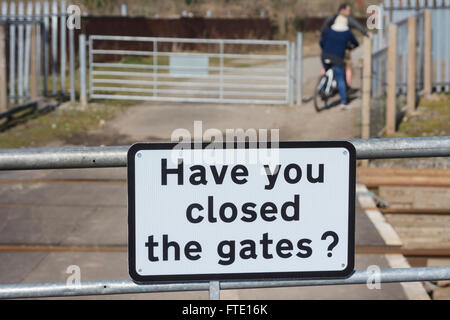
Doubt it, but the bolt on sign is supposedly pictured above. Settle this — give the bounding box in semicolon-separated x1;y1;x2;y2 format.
128;141;356;282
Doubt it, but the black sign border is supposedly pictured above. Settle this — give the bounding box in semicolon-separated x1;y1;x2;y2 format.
128;141;356;283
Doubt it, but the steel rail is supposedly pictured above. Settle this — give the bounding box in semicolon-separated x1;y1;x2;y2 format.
0;266;448;299
0;137;448;170
89;35;290;46
92;63;287;73
92;49;287;60
92;87;287;97
91;78;289;89
91;70;288;81
90;94;287;105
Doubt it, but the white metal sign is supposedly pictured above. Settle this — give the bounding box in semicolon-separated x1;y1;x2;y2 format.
169;54;209;77
128;142;356;282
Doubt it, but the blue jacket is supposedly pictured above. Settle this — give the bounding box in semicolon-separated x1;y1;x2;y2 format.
320;28;359;66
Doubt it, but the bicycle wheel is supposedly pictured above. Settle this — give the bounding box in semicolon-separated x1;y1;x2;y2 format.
313;76;329;112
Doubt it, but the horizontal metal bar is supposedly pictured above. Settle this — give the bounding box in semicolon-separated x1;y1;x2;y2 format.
93;63;287;74
92;70;287;81
0;137;448;170
0;146;129;170
90;35;289;46
0;266;448;299
0;20;43;25
92;87;287;97
93;71;156;77
93;87;220;96
93;87;156;94
92;63;156;70
350;136;450;159
92;49;153;56
90;94;287;105
92;78;288;89
92;78;156;85
92;50;286;60
92;78;219;87
0;14;68;19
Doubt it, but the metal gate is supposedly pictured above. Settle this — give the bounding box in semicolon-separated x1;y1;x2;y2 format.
88;35;291;105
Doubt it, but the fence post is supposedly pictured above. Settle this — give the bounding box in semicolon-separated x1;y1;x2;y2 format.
79;34;87;107
23;2;32;98
51;0;58;96
407;16;417;114
289;42;295;106
362;37;372;140
0;25;6;111
60;0;66;98
30;25;38;100
219;40;224;101
35;1;42;96
296;32;303;106
9;2;15;104
361;37;372;168
386;24;397;136
69;28;75;103
423;10;432;96
43;0;49;96
209;281;220;300
17;2;24;103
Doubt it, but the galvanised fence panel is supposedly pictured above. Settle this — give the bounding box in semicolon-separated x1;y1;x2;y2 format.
384;0;450;92
88;35;291;105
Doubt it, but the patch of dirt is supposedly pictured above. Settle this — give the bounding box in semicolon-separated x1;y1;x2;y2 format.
62;128;171;146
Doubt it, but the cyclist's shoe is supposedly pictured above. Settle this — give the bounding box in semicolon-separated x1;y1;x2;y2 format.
340;102;352;110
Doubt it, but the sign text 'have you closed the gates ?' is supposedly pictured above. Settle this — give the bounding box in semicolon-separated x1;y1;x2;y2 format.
128;142;356;282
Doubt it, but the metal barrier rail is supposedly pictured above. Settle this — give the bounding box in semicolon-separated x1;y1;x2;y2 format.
0;137;448;170
0;136;449;299
89;35;290;45
0;266;449;299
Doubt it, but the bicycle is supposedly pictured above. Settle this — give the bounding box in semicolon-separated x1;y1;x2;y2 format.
314;40;359;112
313;60;338;112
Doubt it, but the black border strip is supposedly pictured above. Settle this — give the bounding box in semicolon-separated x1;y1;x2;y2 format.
127;141;356;283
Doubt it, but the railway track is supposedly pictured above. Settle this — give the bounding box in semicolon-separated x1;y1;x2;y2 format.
357;167;450;274
0;244;449;258
0;169;448;263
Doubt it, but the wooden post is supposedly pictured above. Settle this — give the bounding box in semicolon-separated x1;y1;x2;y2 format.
30;25;38;100
361;37;372;168
362;37;372;140
0;25;7;112
407;16;416;114
386;24;397;136
424;10;432;96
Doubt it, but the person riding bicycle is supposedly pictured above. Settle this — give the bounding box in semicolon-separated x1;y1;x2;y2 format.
321;3;369;91
319;15;359;109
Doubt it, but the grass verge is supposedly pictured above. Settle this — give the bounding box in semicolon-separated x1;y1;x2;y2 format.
395;94;450;137
0;101;129;149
